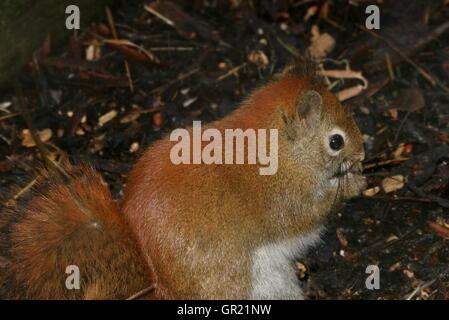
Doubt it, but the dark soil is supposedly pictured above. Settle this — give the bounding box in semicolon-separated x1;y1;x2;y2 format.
1;0;449;299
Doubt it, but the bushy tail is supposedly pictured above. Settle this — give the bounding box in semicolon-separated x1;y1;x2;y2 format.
0;163;154;299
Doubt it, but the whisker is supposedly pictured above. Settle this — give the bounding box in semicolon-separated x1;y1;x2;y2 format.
331;159;345;209
331;176;341;210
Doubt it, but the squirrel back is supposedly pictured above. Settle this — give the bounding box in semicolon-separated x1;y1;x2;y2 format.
0;163;154;299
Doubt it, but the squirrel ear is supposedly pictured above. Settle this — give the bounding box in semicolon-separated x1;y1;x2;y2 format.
297;90;322;128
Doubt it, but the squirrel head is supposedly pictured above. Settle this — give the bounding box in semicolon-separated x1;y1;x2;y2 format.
270;65;366;202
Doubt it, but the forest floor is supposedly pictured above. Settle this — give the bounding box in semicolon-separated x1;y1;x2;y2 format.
1;0;449;299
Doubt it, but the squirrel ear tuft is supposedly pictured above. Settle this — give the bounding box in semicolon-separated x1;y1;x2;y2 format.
297;90;322;128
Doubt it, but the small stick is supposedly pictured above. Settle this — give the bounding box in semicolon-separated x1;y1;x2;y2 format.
126;284;156;300
359;25;449;95
14;81;51;166
363;157;409;170
275;36;302;58
144;4;175;27
149;46;195;52
14;80;69;179
385;52;395;80
106;6;134;93
394;111;411;143
362;195;433;203
150;67;200;95
0;112;21;122
216;64;246;82
12;178;38;201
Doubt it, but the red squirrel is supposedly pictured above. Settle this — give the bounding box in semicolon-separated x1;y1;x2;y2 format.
1;63;366;299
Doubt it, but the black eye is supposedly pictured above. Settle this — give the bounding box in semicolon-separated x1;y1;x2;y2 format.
329;134;345;151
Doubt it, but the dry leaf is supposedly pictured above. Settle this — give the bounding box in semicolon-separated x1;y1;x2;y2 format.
308;25;335;59
428;221;449;239
393;143;405;160
382;175;405;193
153;112;163;128
21;129;52;147
388;108;398;120
392;87;425;112
336;228;348;247
103;39;160;65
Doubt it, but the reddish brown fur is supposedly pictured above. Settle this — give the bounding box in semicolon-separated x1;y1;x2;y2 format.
1;164;154;299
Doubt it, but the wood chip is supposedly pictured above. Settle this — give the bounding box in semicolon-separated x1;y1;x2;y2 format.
98;110;118;126
389;262;401;271
21;128;52;147
120;111;141;124
129;142;140;153
382;175;405;193
248;50;269;67
363;186;380;197
403;269;415;278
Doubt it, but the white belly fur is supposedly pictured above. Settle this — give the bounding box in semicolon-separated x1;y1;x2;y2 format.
250;228;323;299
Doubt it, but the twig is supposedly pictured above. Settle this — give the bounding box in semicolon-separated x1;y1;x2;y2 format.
149;46;196;52
385;52;395;80
216;63;246;82
405;278;436;300
102;39;160;65
126;284;156;300
359;25;449;95
275;36;302;58
0;112;21;122
12;178;37;201
346;229;415;261
363;157;409;170
144;4;175;27
14;80;69;179
106;6;134;93
394;111;411;143
362;195;433;203
405;266;449;300
14;81;51;166
407;183;449;208
150;67;200;95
